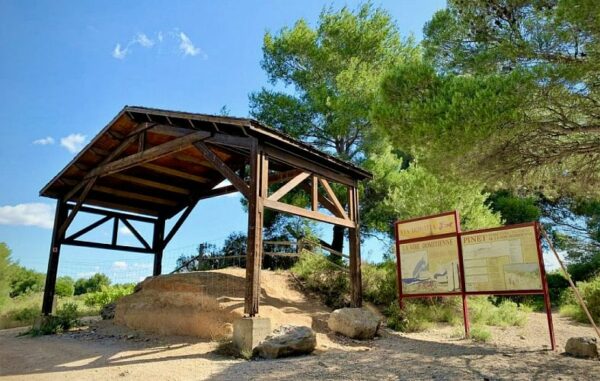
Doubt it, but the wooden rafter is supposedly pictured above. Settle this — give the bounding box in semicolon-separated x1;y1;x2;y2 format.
93;185;178;206
140;163;211;183
319;178;349;220
193;141;250;199
110;173;190;195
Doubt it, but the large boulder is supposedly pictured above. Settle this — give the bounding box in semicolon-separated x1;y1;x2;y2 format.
327;307;381;339
254;325;316;359
565;337;599;359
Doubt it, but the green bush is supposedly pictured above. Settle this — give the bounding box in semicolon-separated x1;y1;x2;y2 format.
83;284;135;308
546;272;569;303
470;325;492;343
9;266;44;297
29;302;80;336
560;274;600;324
291;251;349;309
55;276;75;298
384;301;432;332
74;273;111;295
469;297;530;327
362;261;397;306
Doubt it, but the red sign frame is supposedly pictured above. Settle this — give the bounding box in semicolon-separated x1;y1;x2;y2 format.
394;213;555;350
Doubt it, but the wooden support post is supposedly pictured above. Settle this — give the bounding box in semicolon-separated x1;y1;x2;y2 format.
245;140;267;316
153;217;165;276
348;184;362;308
42;200;68;315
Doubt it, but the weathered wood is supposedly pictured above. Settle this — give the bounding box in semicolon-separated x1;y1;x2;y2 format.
68;204;158;223
348;184;362;307
197;169;302;200
58;178;97;239
85;131;210;180
319;178;349;220
311;175;318;211
245;141;267;316
140;163;211;183
193;141;250;199
79;198;161;217
120;217;151;250
42;200;68;315
111;217;119;246
153;218;165;276
62;239;154;254
263;198;356;228
93;185;178;206
267;172;310;201
110;173;190;195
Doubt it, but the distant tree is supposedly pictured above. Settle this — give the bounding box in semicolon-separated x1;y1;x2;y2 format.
74;273;111;295
174;242;220;272
9;265;45;297
0;243;13;306
55;276;75;297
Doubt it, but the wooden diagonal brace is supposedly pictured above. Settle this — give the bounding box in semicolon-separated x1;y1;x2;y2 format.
193;141;250;199
267;172;310;201
319;178;349;220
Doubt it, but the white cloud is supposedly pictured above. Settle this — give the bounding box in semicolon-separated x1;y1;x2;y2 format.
119;226;134;236
33;136;55;145
178;32;201;56
0;203;55;229
135;33;154;47
157;31;164;42
60;133;87;153
112;261;128;270
112;43;128;59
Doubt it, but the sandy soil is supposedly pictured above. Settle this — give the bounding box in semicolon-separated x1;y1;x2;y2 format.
1;270;598;380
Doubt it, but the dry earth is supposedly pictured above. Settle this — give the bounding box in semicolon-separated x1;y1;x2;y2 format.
1;270;598;380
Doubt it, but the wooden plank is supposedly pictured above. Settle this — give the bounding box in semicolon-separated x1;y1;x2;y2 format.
319;178;349;220
268;172;310;202
84;197;162;217
110;173;190;195
111;217;119;245
193;141;250;199
311;175;318;211
94;185;178;206
62;239;154;254
197;169;302;200
152;218;165;275
140;163;211;183
264;145;355;187
58;178;97;239
85;131;210;180
70;204;158;223
348;184;362;307
42;201;68;315
264;199;356;228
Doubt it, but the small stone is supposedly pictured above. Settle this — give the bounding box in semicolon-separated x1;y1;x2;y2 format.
127;334;135;340
565;337;599;359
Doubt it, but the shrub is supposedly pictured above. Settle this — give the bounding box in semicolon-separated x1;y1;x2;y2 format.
291;251;349;309
74;273;111;295
83;284;135;308
29;302;80;336
560;274;600;324
9;306;39;322
470;325;492;343
546;272;569;303
469;297;529;327
362;261;397;306
9;266;44;297
384;301;432;332
55;276;75;298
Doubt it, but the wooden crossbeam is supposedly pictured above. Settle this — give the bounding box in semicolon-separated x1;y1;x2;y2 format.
110;173;190;195
62;239;154;254
93;185;178;206
85;131;210;180
140;163;211;183
319;178;349;220
197;169;302;200
263;198;356;228
193;141;250;199
58;179;97;239
163;200;198;247
267;172;310;201
119;217;151;250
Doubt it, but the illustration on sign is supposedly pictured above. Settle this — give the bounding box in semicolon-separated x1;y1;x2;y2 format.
461;226;542;292
399;236;461;294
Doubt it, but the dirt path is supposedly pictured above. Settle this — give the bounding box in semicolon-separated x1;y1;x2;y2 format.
1;311;598;381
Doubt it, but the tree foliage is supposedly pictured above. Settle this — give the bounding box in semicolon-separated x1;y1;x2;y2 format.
9;265;45;297
0;243;12;306
55;276;75;298
376;0;600;197
74;273;111;296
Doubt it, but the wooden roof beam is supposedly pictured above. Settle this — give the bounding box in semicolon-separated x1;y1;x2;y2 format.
140;163;211;183
193;141;250;199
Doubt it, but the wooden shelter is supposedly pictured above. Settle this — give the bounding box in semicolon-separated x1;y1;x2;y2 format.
40;106;372;316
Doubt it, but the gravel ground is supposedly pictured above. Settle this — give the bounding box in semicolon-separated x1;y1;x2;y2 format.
0;312;598;381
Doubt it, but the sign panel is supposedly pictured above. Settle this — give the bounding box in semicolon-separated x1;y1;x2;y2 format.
396;212;458;241
461;225;542;292
399;236;461;294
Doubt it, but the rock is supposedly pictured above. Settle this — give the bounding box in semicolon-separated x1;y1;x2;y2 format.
100;302;116;320
327;307;381;339
254;325;316;359
565;337;599;359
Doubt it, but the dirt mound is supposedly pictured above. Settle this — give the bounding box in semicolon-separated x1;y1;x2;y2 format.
114;268;331;339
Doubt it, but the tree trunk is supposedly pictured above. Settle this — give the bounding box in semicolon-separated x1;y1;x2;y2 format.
330;225;345;263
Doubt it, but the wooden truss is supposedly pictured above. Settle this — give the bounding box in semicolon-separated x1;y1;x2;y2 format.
41;107;370;317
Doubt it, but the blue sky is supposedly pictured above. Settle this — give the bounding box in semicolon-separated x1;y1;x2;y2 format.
0;0;446;282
